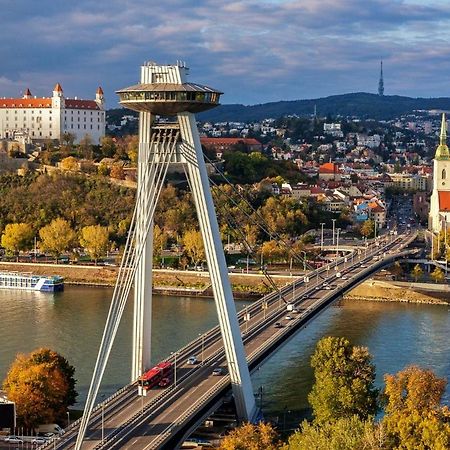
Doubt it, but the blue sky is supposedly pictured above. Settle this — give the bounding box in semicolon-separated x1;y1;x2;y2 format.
1;0;450;107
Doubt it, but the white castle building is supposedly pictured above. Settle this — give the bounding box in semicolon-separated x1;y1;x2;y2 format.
0;84;106;144
429;113;450;233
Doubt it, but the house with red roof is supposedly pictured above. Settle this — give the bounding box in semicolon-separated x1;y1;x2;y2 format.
318;162;341;181
200;137;262;159
0;84;105;144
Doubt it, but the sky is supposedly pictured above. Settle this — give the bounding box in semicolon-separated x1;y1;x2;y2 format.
1;0;450;107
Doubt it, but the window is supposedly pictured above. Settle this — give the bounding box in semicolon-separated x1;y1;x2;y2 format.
443;169;447;180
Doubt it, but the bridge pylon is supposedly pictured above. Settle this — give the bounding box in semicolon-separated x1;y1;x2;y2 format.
74;61;256;450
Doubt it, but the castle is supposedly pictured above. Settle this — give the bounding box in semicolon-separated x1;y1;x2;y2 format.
0;84;105;144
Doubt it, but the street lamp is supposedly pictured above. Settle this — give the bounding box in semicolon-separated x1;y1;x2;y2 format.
300;251;307;272
170;352;178;387
331;219;336;246
67;411;70;429
199;333;205;365
336;228;341;268
320;223;325;251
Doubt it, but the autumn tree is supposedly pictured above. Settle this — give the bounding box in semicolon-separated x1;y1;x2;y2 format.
431;266;445;284
153;224;168;264
100;136;117;158
2;348;77;429
261;240;284;264
219;422;280;450
78;134;93;160
39;218;76;261
79;225;109;264
1;222;34;260
382;365;450;450
60;156;79;171
110;164;125;180
411;264;424;282
308;336;379;425
182;229;205;267
390;261;403;280
360;219;375;238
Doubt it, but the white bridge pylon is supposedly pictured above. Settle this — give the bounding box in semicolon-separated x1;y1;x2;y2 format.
75;62;256;449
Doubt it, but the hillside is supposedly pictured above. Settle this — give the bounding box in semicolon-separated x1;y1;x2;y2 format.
196;92;450;122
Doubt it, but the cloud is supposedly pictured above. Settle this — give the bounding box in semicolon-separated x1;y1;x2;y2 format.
1;0;450;105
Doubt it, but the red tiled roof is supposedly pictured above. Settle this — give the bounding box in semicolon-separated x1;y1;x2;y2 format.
200;137;262;146
0;98;52;108
65;99;100;110
438;191;450;211
0;97;100;110
319;162;337;173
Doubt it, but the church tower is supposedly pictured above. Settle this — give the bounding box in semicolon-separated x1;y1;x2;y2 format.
429;113;450;232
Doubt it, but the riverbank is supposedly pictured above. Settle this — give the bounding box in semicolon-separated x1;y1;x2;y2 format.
0;262;292;297
344;279;450;305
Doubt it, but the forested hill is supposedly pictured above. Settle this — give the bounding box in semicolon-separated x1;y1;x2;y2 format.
197;92;450;122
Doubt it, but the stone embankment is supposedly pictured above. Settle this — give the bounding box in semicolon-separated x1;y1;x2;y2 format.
0;262;291;297
344;279;450;305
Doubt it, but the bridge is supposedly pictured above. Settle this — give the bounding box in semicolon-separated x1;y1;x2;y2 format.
43;229;418;450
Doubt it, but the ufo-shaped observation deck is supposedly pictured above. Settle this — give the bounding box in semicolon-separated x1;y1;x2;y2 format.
116;82;223;115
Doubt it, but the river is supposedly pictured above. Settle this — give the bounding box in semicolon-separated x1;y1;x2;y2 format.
0;286;449;430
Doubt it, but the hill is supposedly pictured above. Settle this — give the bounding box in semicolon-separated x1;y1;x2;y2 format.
197;92;450;122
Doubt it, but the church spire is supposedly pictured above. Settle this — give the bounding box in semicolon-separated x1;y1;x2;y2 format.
435;113;450;160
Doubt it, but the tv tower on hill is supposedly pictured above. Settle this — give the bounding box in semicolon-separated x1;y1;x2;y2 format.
378;60;384;96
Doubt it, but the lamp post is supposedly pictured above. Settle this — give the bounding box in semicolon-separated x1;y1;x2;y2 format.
300;251;307;272
170;352;178;387
199;333;205;365
67;411;70;429
320;223;325;251
331;219;336;246
336;228;341;269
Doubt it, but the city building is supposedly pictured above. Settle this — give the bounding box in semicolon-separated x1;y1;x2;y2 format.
0;84;106;144
200;137;262;159
318;162;340;181
429;114;450;232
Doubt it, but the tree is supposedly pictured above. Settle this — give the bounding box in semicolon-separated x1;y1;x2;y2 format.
411;264;424;282
219;422;280;450
78;134;93;160
79;225;110;264
2;348;77;429
183;229;205;267
1;222;34;260
110;164;125;180
283;415;385;450
360;219;375;238
60;156;79;171
382;366;450;450
39;218;76;261
100;136;117;158
261;240;283;263
153;224;168;264
308;336;379;425
390;261;403;280
430;266;445;284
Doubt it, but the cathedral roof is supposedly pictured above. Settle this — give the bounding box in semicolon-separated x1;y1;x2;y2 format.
435;113;450;160
438;191;450;211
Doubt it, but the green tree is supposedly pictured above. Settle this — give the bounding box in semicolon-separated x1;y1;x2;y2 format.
2;348;77;429
39;218;76;261
430;266;445;284
100;136;117;158
382;366;450;450
283;415;385;450
411;264;424;282
79;225;110;264
182;229;205;267
1;222;34;260
308;336;379;425
219;422;280;450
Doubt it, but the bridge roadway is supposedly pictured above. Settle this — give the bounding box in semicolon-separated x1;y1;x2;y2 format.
46;231;418;450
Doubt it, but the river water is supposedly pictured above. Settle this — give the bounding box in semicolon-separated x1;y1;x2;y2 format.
0;286;449;429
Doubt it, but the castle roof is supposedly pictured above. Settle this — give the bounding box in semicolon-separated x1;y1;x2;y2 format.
97;86;104;95
53;83;63;92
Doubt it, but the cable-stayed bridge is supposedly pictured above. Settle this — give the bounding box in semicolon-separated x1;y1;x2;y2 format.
44;229;418;450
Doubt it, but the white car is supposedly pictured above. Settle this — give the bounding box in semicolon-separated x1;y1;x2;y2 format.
32;437;49;444
285;315;294;320
187;356;198;365
5;436;23;443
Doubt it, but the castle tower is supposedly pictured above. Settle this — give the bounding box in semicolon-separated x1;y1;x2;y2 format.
429;113;450;232
378;61;384;96
52;82;65;109
23;88;32;99
95;86;105;108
